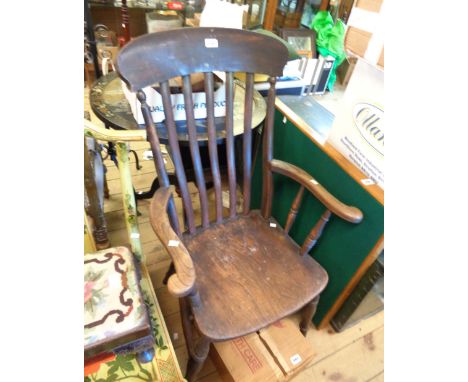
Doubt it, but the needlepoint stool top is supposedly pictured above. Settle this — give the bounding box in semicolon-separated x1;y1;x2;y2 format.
84;246;151;358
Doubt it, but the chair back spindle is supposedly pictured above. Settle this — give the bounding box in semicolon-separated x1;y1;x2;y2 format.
242;73;254;215
225;71;237;218
159;81;196;234
261;76;277;220
182;75;210;229
204;72;223;223
137;90;181;236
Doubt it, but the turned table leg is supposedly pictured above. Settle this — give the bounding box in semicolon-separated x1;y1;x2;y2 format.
300;295;320;336
84;137;110;249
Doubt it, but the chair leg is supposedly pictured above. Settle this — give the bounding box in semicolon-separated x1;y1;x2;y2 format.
300;295;320;336
179;297;211;381
186;335;211;382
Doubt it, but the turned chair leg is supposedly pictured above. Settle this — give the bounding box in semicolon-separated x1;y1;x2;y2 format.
179;297;211;382
300;295;320;336
186;335;211;382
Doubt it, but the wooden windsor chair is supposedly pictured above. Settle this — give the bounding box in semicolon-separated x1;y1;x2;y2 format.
116;27;363;381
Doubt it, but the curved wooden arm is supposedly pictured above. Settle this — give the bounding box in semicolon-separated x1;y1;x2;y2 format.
270;159;363;223
84;119;147;142
150;187;196;297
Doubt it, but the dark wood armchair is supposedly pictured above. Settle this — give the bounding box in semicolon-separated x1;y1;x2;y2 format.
116;27;363;381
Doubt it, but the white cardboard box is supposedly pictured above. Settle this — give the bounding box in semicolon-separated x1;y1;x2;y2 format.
327;58;384;188
122;73;226;124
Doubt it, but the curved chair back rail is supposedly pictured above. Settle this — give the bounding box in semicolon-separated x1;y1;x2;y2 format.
116;27;288;90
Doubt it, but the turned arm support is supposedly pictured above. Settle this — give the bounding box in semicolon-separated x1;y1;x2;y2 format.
269;159;363;223
150;187;196;298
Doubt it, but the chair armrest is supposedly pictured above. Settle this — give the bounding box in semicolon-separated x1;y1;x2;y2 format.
149;187;196;297
84;119;147;142
270;159;363;223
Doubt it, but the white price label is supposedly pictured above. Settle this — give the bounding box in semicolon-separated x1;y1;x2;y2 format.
361;178;375;186
290;354;302;365
205;38;218;48
143;150;153;160
130;232;140;239
269;222;277;228
168;240;180;247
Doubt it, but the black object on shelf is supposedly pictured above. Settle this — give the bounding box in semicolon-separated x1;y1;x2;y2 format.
330;252;384;332
85;0;102;79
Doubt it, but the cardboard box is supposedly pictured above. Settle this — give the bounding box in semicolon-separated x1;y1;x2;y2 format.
327;58;384;188
336;56;357;86
211;317;315;382
122;73;226;124
344;0;384;68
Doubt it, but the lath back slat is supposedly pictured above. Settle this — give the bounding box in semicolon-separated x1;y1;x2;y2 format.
261;77;277;220
182;75;210;229
225;71;237;219
204;72;223;223
137;90;181;236
242;73;254;215
159;81;196;234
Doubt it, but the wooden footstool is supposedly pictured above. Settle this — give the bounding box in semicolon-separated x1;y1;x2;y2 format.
84;246;154;362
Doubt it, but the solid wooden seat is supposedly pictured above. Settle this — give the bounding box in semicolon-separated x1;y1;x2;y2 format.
184;211;328;340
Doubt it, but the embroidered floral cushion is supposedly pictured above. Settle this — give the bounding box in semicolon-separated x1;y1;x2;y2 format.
84;246;152;358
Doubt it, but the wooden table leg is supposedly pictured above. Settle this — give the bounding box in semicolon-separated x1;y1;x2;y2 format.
84;137;110;249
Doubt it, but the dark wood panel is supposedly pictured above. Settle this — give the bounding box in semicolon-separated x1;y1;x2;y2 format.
90;5;149;38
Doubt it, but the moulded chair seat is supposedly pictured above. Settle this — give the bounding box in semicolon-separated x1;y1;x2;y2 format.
183;211;328;341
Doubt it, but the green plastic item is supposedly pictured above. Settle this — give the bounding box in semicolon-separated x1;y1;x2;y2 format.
311;11;347;91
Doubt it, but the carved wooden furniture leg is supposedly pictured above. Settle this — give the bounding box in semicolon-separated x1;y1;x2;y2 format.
84;138;110;250
300;295;320;336
180;297;211;382
186;335;211;382
103;169;110;199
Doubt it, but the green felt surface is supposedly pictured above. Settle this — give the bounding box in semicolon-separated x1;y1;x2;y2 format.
251;110;384;325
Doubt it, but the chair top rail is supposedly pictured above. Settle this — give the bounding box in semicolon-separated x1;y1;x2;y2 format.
116;27;288;91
